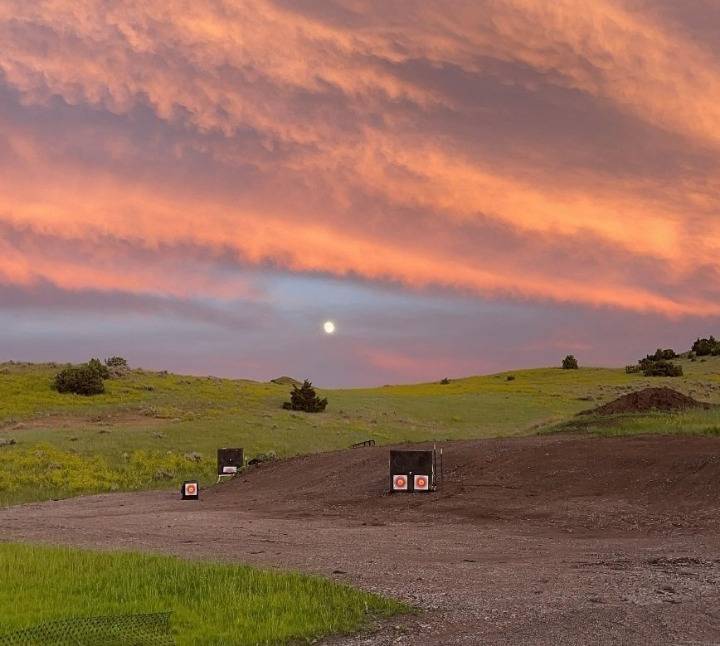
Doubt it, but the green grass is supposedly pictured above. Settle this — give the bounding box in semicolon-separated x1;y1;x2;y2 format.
0;444;214;506
544;405;720;437
0;543;407;645
1;357;720;505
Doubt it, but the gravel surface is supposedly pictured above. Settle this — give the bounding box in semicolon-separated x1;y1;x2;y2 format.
2;435;720;644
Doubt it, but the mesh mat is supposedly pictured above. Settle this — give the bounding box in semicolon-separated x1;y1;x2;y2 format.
0;612;175;645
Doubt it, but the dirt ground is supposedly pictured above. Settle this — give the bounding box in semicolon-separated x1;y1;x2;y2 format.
2;434;720;644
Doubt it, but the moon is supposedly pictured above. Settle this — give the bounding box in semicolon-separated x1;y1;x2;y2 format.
323;320;336;334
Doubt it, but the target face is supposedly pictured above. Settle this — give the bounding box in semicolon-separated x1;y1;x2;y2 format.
392;474;408;491
183;482;198;497
414;474;429;491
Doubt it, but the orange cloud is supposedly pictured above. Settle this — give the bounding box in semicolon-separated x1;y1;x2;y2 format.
0;0;719;318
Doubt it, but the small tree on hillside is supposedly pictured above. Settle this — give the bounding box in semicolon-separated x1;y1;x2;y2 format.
283;379;328;412
562;355;579;370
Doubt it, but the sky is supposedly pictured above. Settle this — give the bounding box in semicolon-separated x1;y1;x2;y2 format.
1;0;719;386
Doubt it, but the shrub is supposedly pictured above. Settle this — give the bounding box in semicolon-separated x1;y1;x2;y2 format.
282;379;328;413
625;365;642;374
642;360;683;377
506;375;516;381
650;348;677;361
54;365;105;395
440;378;450;385
692;336;720;356
88;357;110;380
105;356;129;378
562;355;579;370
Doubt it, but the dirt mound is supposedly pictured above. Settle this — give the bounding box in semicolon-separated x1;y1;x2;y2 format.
204;434;720;532
581;387;711;416
270;376;301;386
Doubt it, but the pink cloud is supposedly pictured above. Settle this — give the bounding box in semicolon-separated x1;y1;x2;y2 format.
0;0;718;319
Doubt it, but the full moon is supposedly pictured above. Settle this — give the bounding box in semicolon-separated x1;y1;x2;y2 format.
323;320;336;334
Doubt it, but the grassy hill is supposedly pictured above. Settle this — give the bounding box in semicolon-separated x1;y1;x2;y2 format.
1;357;720;505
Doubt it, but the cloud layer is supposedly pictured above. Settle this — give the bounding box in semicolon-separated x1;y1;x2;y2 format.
1;1;719;381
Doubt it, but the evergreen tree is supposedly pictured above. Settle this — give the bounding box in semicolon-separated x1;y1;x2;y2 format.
562;355;579;370
282;379;328;412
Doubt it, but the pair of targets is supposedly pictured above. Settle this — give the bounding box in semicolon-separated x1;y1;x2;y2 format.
392;473;430;491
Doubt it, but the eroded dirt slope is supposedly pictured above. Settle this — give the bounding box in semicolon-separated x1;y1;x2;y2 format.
205;434;720;532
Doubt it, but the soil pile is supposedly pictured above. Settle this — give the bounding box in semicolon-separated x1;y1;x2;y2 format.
581;387;711;416
270;376;301;386
204;434;720;532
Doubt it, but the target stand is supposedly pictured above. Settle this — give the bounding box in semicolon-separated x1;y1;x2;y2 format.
389;449;438;493
217;448;244;483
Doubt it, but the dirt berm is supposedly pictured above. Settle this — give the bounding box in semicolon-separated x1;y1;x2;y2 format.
580;386;712;416
203;434;720;532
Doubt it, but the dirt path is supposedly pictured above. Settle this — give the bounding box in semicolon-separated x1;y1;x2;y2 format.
2;435;720;644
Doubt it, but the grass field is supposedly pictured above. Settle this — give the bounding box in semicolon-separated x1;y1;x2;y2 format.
1;356;719;505
544;406;720;437
0;543;406;644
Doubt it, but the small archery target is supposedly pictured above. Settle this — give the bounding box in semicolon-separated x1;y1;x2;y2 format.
414;474;429;491
393;474;408;491
182;481;199;500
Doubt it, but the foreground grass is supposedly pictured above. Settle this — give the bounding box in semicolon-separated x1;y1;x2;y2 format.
0;543;406;645
1;357;720;505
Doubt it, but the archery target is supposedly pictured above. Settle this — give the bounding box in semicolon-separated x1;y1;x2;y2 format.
182;481;199;499
414;474;429;491
393;474;408;491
